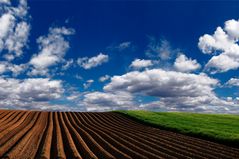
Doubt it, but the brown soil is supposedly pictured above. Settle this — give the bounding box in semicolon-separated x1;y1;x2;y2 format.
0;110;238;159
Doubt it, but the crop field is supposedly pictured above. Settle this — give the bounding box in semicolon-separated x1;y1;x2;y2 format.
0;110;238;159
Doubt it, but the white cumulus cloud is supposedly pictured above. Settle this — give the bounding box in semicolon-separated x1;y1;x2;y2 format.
0;62;27;76
104;69;218;98
77;53;109;69
83;91;135;111
174;54;201;72
0;78;63;109
198;19;239;73
0;0;30;60
99;75;110;82
83;79;94;89
225;19;239;40
226;78;239;87
29;27;74;76
103;68;239;113
0;0;10;4
130;59;153;69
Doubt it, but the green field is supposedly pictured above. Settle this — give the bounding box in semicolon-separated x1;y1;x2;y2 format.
116;110;239;147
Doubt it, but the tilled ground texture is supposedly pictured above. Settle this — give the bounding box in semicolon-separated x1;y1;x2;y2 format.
0;110;238;159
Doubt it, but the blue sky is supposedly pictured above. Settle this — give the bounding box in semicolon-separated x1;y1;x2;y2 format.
0;0;239;113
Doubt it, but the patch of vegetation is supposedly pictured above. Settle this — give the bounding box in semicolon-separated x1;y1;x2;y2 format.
115;110;239;147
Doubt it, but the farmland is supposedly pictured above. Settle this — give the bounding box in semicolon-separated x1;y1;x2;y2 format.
117;110;239;147
0;110;238;158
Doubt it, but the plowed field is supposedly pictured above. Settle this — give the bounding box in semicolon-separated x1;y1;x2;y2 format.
0;110;238;159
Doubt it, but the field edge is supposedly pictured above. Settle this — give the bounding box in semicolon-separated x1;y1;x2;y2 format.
114;110;239;148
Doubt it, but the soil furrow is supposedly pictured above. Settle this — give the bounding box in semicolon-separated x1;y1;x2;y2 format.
0;110;238;159
80;113;165;159
69;112;133;159
0;112;40;157
97;113;228;159
0;111;17;126
52;112;66;159
110;112;239;156
93;113;207;159
37;112;53;159
58;112;82;159
62;112;101;158
0;111;26;134
73;113;148;159
88;112;188;159
4;112;48;159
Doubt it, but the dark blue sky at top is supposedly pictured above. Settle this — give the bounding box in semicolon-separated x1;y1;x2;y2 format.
24;0;239;98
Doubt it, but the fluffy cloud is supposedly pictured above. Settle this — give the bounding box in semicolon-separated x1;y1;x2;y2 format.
198;27;232;54
139;97;239;114
103;68;239;113
0;0;30;60
99;75;110;82
225;19;239;40
226;78;239;87
104;69;218;97
83;79;94;89
0;0;10;4
130;59;153;69
0;64;6;74
205;54;239;73
77;53;109;69
62;59;74;70
0;78;63;108
174;54;201;72
67;94;80;101
198;19;239;73
83;91;135;111
0;62;27;76
29;27;74;76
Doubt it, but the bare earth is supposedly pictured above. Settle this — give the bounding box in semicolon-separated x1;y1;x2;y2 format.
0;110;238;159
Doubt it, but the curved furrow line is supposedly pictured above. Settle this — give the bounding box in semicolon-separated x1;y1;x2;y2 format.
63;112;109;159
74;113;148;159
52;112;66;159
0;111;237;158
36;112;53;159
110;112;239;156
0;111;21;127
0;111;26;133
4;112;48;159
0;111;31;141
0;112;35;144
62;113;98;159
69;112;133;159
152;130;239;157
90;112;199;159
0;110;7;117
93;113;211;159
108;121;229;159
0;111;13;121
88;113;184;158
0;112;40;157
69;112;131;159
0;111;17;126
81;113;167;159
58;112;82;159
99;113;230;159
